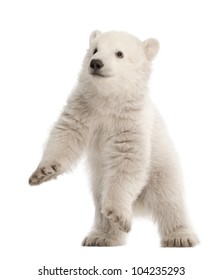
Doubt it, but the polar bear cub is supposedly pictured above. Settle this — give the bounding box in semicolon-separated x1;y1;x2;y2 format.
29;30;198;247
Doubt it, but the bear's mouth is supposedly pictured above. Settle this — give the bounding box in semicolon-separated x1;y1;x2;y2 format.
90;72;106;77
88;66;112;78
89;69;113;78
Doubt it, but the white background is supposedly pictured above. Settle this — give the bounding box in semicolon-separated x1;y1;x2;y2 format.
0;0;222;279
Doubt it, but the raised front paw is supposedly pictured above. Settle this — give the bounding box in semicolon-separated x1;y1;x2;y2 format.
101;205;132;233
29;162;61;186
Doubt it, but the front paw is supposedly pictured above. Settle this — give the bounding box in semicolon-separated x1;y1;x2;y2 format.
101;205;132;233
29;162;61;186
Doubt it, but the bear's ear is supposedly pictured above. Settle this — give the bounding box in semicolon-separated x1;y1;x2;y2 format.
89;30;101;45
143;38;160;61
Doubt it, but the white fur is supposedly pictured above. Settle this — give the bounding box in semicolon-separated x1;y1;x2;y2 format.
29;31;198;247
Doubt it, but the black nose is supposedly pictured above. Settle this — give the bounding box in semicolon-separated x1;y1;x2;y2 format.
90;59;104;71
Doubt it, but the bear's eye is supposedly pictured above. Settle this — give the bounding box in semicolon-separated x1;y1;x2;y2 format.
115;51;124;58
93;48;98;55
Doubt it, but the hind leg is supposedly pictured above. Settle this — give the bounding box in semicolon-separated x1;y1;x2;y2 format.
82;171;127;246
82;206;127;246
145;167;199;247
82;200;127;246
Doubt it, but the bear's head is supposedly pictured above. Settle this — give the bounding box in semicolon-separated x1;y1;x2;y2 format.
84;30;159;94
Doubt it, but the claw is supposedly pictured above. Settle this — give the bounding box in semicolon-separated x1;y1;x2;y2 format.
28;162;60;186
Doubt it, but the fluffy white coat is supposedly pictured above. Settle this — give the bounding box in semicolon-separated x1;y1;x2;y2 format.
29;30;198;247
